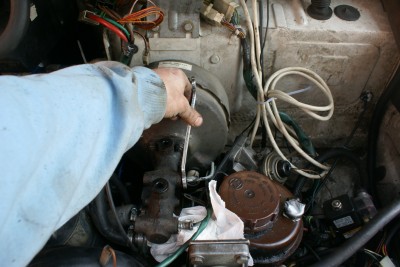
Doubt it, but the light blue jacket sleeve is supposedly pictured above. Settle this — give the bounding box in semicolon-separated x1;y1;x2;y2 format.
0;61;167;266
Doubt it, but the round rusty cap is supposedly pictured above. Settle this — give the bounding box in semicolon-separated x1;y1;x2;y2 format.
219;171;280;233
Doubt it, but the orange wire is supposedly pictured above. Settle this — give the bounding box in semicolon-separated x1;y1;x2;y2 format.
117;6;164;30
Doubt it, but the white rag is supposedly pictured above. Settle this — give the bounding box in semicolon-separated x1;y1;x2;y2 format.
150;180;253;265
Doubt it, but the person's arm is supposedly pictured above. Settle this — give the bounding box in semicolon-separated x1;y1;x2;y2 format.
0;61;201;267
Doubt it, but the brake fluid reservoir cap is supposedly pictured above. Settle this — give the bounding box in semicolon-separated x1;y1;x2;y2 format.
219;171;280;233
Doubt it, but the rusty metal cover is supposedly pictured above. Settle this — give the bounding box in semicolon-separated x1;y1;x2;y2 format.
219;171;280;233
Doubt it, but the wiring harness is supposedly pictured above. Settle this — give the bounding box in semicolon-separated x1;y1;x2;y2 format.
239;0;334;179
79;0;163;65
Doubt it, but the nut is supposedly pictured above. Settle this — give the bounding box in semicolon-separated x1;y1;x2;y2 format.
331;199;343;210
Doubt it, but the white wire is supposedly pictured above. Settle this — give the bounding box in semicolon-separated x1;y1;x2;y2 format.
239;0;264;146
239;0;334;178
251;0;262;78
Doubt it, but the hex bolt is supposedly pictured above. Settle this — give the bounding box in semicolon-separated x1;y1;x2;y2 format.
210;54;220;64
190;256;204;265
331;199;343;210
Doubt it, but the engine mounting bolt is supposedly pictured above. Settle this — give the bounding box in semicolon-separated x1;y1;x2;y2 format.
210;54;220;64
190;256;204;265
235;254;249;264
331;199;343;210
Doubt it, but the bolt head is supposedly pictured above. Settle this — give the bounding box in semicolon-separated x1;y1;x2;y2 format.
190;256;204;265
183;22;193;32
210;54;220;64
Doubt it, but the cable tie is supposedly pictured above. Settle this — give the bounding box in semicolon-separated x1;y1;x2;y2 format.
258;85;313;105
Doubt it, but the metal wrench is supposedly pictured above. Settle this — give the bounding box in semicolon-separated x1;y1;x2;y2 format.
181;77;197;189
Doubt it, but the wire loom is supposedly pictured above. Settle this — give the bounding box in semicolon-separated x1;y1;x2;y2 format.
117;5;164;30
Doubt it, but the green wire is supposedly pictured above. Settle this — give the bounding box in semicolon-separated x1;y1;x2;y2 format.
279;111;317;157
96;11;130;40
155;209;212;267
102;16;130;40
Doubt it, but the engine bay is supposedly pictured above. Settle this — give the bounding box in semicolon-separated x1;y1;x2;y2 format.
2;0;400;266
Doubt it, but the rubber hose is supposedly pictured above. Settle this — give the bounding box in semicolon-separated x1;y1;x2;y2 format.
293;148;365;198
310;198;400;267
88;189;127;246
110;174;131;204
367;68;400;203
0;0;30;57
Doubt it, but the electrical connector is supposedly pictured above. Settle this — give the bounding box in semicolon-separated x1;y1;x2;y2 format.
143;52;150;66
200;4;224;26
78;10;99;26
380;256;396;267
213;0;239;22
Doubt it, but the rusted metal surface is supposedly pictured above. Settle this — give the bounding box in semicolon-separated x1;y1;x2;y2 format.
133;137;182;244
219;171;280;233
134;169;180;244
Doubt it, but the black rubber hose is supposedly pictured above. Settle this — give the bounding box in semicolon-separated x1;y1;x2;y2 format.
293;148;365;198
367;68;400;203
88;188;127;246
310;198;400;267
0;0;30;57
110;174;131;204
